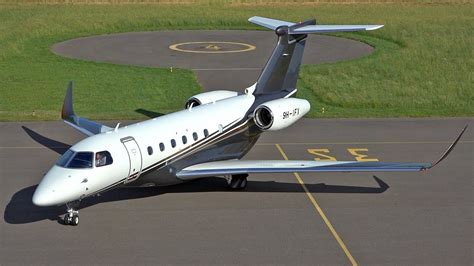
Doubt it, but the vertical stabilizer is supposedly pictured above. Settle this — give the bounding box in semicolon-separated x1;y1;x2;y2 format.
253;20;314;96
248;16;384;96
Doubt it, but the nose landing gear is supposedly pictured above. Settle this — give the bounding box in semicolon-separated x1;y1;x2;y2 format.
64;201;80;226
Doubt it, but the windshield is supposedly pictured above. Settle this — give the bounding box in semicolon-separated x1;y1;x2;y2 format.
56;150;93;169
56;149;74;167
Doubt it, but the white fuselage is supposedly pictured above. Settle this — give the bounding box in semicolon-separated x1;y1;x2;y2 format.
33;94;256;206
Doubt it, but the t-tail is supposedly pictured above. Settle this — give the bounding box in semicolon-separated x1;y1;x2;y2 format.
248;16;383;97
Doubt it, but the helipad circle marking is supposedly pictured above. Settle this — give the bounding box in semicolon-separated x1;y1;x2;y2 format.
169;41;256;54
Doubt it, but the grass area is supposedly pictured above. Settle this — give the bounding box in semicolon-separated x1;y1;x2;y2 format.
0;3;472;121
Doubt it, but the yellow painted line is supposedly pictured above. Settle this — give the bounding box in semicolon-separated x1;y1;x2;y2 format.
275;144;358;266
169;41;256;54
257;140;474;146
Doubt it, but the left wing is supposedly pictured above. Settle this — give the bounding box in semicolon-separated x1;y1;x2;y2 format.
61;81;112;136
177;125;467;180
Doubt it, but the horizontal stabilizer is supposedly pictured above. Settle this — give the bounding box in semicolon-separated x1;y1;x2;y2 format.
290;24;384;34
62;81;112;136
248;16;294;30
249;16;383;34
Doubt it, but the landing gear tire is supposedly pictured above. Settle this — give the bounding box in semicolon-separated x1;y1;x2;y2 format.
227;174;248;190
64;215;71;225
71;215;79;226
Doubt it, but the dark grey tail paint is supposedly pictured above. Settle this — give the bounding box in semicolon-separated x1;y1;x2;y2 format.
253;19;315;96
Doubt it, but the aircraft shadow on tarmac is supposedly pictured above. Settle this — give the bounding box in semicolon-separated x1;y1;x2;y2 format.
8;126;388;224
4;176;389;225
22;126;70;154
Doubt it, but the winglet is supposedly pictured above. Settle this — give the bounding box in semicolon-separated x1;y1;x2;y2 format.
425;125;468;170
59;81;113;136
61;81;75;119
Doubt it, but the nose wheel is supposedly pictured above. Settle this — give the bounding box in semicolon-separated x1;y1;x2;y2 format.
225;174;248;190
64;201;80;226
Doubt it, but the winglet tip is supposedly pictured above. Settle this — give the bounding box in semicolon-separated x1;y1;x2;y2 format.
428;124;468;169
368;25;384;31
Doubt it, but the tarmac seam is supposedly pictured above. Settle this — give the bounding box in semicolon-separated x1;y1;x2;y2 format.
275;143;358;266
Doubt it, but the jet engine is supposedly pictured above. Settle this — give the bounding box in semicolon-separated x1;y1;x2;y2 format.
253;98;310;131
185;90;238;109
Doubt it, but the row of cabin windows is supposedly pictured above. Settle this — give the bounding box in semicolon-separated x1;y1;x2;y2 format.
147;129;210;156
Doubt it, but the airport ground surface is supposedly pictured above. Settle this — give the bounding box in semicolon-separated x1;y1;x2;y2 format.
1;118;472;265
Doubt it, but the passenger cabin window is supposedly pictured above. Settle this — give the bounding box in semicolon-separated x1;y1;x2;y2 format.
192;132;198;141
159;143;165;152
147;146;153;156
171;139;176;148
204;129;209;138
182;136;187;145
69;152;93;169
95;151;113;167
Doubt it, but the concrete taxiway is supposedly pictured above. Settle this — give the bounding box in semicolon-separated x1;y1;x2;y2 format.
1;118;472;265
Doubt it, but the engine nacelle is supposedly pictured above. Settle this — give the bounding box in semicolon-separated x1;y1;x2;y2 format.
253;98;310;131
185;90;238;109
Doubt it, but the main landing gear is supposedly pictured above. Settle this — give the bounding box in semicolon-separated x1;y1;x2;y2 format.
63;201;80;226
225;174;248;190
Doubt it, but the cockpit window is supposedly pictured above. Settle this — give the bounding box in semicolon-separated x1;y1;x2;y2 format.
56;150;94;169
68;152;94;169
56;149;74;167
95;151;113;167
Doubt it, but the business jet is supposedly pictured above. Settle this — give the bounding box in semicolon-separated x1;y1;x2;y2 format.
32;16;467;226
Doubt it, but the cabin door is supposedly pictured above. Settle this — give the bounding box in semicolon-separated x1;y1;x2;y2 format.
121;137;143;183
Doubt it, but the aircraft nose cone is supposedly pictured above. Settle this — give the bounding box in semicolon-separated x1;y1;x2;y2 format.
32;185;53;207
32;166;83;206
32;166;65;207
